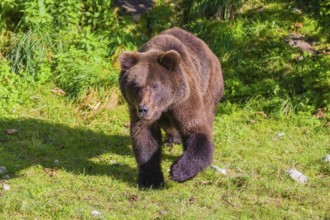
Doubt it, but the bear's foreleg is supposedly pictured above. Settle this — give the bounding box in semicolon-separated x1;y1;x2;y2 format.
170;132;214;182
131;123;164;189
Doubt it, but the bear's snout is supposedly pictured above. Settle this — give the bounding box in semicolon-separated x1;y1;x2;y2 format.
137;103;154;120
138;104;148;117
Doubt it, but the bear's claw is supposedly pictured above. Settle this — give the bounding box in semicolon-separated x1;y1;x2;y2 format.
138;172;164;189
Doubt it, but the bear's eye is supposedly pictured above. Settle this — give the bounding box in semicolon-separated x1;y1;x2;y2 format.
151;83;160;90
129;83;140;93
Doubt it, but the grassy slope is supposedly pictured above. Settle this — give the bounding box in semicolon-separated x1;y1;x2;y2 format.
0;84;329;219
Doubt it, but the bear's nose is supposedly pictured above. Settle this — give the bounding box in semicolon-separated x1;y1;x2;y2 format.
138;105;148;115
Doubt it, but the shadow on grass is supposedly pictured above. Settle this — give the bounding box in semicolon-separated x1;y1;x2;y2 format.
0;117;185;187
0;117;137;186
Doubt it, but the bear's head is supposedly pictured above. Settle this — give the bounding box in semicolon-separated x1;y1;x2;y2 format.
119;49;187;122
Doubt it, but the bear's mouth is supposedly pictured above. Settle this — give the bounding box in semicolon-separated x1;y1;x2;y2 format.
136;107;150;120
138;112;153;120
136;106;159;121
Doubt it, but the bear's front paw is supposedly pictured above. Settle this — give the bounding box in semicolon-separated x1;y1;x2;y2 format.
170;156;199;182
138;172;164;189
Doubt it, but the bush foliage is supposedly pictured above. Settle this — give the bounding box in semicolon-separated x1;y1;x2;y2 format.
0;0;329;113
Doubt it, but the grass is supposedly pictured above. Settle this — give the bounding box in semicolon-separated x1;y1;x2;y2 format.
0;86;329;219
0;0;329;219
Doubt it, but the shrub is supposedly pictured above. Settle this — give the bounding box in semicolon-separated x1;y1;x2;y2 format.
1;0;140;102
0;58;35;110
54;47;118;100
8;28;53;76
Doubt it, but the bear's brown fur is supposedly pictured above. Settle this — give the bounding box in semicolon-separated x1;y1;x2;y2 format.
119;27;224;188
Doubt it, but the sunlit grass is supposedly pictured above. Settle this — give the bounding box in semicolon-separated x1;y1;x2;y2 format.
0;85;329;218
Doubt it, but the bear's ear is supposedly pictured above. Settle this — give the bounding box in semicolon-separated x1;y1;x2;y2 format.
119;52;140;71
158;50;181;71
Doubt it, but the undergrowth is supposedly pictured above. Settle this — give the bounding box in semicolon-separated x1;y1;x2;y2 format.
0;0;329;113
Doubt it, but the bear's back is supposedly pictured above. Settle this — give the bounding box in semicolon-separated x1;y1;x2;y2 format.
160;27;211;68
161;28;215;93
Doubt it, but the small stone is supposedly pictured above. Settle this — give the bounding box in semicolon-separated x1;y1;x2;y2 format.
3;184;10;191
321;154;330;163
291;7;302;15
273;132;285;140
286;168;307;184
91;210;101;217
54;160;60;164
0;166;7;174
110;160;117;165
3;175;10;180
211;165;227;175
5;129;18;135
160;210;167;215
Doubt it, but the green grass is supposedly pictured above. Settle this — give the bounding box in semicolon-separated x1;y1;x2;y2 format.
0;87;329;219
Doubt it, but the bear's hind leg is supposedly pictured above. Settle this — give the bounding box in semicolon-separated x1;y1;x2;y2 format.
170;131;214;182
164;128;182;146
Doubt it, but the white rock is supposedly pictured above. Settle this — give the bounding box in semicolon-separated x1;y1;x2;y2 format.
91;210;101;217
0;166;7;174
286;168;307;184
211;165;227;175
54;160;60;164
110;160;117;165
3;184;10;191
322;154;330;163
273;132;285;140
291;7;302;15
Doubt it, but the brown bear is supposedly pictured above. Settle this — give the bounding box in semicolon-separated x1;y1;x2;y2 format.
119;27;224;189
